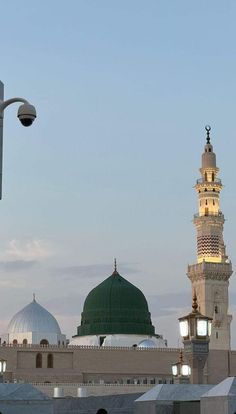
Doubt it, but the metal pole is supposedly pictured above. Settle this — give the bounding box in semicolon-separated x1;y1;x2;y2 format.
0;81;4;200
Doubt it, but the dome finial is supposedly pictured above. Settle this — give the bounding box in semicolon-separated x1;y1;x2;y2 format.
205;125;211;144
33;293;36;302
112;258;118;276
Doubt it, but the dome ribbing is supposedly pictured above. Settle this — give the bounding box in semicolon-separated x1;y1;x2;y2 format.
76;270;155;336
7;299;62;334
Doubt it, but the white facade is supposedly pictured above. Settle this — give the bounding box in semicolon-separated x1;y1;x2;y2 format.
70;334;167;348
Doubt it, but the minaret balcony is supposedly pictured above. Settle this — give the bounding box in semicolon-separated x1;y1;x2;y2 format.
194;211;223;218
187;261;233;282
194;212;224;223
196;178;222;185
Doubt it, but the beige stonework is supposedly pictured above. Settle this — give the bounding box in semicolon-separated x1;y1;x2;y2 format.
0;344;236;386
188;135;233;350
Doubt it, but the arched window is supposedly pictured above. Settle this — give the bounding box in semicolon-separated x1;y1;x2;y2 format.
47;354;53;368
204;172;207;181
40;339;49;346
96;410;108;414
13;339;18;346
36;353;42;368
58;340;60;346
212;172;215;181
23;339;28;345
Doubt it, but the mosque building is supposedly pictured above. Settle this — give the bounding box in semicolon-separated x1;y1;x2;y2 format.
2;295;66;346
70;260;167;348
0;127;235;388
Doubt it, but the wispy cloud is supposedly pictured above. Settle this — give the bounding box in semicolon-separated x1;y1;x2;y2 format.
2;239;54;261
147;292;191;317
50;262;140;280
0;260;38;272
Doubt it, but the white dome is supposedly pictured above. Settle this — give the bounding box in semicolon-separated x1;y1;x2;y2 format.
7;299;61;335
137;339;156;348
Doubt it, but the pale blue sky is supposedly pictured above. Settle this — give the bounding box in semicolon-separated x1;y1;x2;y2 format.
1;1;236;346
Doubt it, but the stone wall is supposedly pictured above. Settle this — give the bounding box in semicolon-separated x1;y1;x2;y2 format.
0;344;236;385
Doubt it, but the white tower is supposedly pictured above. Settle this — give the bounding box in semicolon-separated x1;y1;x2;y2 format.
187;126;233;350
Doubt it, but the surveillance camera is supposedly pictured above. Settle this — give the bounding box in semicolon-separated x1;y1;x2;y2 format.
17;103;37;127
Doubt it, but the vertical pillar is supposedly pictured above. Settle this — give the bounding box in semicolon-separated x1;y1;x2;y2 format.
184;340;209;384
0;81;4;200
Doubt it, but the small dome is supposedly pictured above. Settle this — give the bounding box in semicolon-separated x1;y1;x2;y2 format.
76;269;155;337
137;339;156;348
7;299;61;334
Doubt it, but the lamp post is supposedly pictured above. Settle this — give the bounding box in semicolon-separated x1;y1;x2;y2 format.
178;293;212;384
0;81;37;199
171;349;191;384
0;359;6;383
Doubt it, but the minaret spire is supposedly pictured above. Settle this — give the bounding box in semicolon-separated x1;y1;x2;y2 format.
112;258;118;276
205;124;211;144
187;126;233;350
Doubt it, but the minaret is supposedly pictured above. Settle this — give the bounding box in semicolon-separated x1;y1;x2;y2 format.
187;126;233;350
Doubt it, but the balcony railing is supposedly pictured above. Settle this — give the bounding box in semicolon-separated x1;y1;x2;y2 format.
196;178;222;185
194;211;223;219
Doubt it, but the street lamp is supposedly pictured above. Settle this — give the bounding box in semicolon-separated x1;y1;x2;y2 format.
0;81;37;199
178;293;212;384
171;349;191;384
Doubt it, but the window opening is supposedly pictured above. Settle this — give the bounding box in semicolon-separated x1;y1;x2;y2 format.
40;339;49;346
99;336;106;346
36;353;42;368
47;354;53;368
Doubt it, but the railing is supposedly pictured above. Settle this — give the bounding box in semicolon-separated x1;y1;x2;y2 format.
0;343;180;352
188;261;232;273
196;178;222;184
194;211;223;218
31;382;153;387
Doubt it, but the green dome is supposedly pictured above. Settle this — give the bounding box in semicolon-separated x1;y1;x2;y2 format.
76;269;155;336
